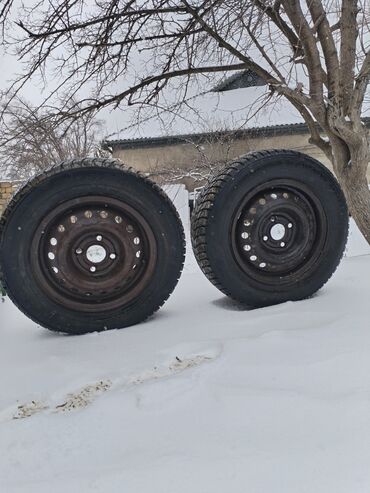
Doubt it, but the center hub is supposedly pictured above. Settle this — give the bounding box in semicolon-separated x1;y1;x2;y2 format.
86;244;107;264
270;223;286;241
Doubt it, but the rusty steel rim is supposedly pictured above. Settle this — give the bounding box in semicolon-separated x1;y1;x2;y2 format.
231;179;327;286
30;196;157;312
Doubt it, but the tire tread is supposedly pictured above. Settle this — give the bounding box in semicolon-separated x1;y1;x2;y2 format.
191;149;349;304
0;158;185;333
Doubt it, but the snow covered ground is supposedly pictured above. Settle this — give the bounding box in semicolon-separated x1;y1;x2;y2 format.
1;206;369;492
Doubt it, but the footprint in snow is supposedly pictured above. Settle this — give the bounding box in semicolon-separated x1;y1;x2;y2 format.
7;380;112;420
54;380;112;413
129;353;215;385
13;400;49;419
2;349;219;421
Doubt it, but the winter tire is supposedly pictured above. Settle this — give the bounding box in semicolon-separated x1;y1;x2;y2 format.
0;158;185;334
191;150;348;307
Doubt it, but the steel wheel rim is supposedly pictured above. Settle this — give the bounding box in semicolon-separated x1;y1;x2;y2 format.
30;196;157;312
231;179;327;286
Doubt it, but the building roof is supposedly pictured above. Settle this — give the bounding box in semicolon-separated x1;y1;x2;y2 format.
103;118;370;151
211;70;266;92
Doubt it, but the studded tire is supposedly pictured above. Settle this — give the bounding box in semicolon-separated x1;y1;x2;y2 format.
191;150;348;307
0;158;185;334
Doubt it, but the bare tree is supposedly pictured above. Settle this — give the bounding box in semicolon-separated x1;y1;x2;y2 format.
0;1;369;242
0;98;106;179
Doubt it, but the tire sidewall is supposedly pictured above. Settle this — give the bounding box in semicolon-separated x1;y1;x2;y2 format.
1;167;184;333
202;152;348;305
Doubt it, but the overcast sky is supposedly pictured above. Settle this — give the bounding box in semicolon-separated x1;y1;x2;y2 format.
0;3;304;141
2;1;370;142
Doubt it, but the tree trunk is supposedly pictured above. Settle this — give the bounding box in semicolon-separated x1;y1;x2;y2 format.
332;139;370;245
340;175;370;245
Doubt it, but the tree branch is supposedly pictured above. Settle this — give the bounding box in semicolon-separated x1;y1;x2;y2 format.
17;7;189;39
281;0;326;121
307;0;339;99
340;0;359;115
58;63;249;117
352;50;370;117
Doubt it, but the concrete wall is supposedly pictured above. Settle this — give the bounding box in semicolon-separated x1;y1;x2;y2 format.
112;132;370;191
1;131;369;212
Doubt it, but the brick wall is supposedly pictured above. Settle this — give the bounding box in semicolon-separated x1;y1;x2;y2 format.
0;182;21;216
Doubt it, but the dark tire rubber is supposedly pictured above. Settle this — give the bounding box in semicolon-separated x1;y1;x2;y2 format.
0;158;185;334
191;150;348;307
